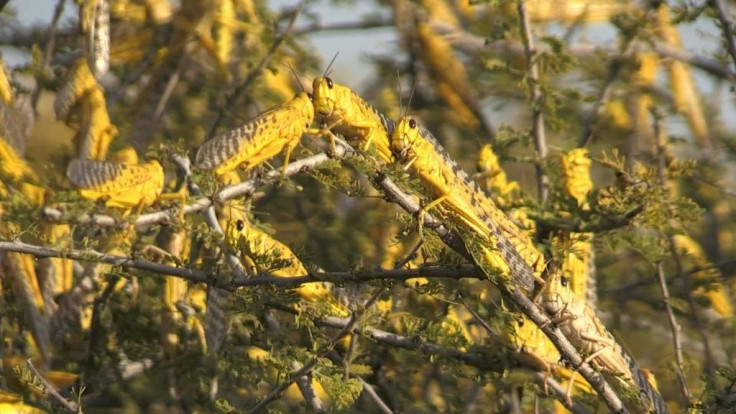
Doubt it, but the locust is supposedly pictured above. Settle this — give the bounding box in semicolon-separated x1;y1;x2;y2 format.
1;252;52;363
195;91;315;176
542;271;668;413
390;115;544;291
311;76;395;163
506;313;594;401
75;87;117;160
225;219;349;317
54;58;98;123
66;158;164;209
558;148;596;306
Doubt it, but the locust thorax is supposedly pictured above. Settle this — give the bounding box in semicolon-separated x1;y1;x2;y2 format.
289;92;315;127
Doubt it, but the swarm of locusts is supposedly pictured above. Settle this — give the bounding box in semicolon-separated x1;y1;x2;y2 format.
1;63;668;413
4;0;733;412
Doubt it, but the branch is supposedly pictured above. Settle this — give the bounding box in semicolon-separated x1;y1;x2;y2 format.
291;361;326;413
0;241;487;289
292;16;393;36
517;0;549;200
432;20;736;81
0;241;211;284
26;358;79;413
603;258;736;295
655;261;691;402
708;0;736;73
355;377;393;414
30;0;67;110
652;108;693;403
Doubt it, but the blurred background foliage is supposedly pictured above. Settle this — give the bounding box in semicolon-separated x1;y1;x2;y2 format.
0;0;735;412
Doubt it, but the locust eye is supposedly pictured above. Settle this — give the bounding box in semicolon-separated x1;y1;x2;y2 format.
408;118;417;129
325;77;333;89
236;220;245;231
307;92;314;101
560;276;568;287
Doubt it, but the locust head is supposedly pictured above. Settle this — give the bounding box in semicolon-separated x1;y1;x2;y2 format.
541;272;573;317
312;76;337;117
391;116;419;163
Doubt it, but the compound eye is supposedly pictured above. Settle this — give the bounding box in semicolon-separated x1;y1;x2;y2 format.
408;118;417;129
307;92;314;101
325;77;333;89
560;276;568;287
236;220;245;231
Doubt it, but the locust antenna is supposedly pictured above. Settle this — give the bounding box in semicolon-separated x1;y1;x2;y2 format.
324;52;339;77
405;81;417;118
397;70;403;115
283;61;305;93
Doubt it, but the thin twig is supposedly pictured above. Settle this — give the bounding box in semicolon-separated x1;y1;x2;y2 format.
30;0;67;110
578;41;635;148
355;377;394;414
433;18;736;81
517;0;549;201
0;241;486;288
201;205;248;280
0;241;211;284
652;108;692;404
708;0;736;73
655;262;690;402
292;17;393;36
653;107;719;381
291;361;327;413
206;7;301;139
604;258;736;295
26;358;79;413
531;372;593;414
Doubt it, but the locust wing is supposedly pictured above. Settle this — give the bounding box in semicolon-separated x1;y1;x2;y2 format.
67;158;150;190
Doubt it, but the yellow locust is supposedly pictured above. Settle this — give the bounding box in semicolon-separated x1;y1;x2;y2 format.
66;158;164;209
195;92;314;176
505;313;594;401
311;76;395;163
225;219;349;317
542;271;667;413
391;115;543;290
558;148;596;305
54;58;98;123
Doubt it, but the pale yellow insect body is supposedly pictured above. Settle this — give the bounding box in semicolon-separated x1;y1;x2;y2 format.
195;92;314;176
225;219;348;317
542;272;663;413
312;76;394;162
391;115;543;290
66;158;164;208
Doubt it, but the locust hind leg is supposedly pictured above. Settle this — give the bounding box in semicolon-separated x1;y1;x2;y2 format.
416;194;448;239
